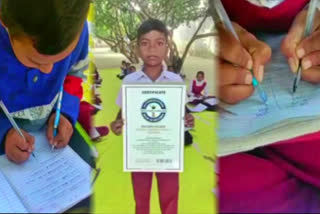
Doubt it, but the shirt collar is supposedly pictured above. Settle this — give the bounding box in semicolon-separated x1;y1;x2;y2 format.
136;66;170;81
195;79;205;84
247;0;284;8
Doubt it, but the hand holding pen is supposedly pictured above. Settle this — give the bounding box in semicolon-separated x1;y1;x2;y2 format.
214;0;271;104
0;101;35;164
46;111;74;150
46;85;73;150
217;22;271;104
281;0;320;88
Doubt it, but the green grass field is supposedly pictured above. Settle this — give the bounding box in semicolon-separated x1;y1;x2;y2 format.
92;68;217;214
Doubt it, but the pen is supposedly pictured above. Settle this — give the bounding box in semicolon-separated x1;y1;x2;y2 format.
0;100;36;158
292;0;318;93
52;84;64;151
214;0;268;103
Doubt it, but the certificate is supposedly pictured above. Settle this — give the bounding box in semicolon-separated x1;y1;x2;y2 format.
122;83;186;172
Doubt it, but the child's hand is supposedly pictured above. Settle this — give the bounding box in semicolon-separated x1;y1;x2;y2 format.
5;128;35;164
282;9;320;83
218;22;272;104
46;113;73;149
185;113;194;128
110;119;124;135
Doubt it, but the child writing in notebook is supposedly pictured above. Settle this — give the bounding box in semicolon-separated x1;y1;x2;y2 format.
216;0;320;213
0;0;90;164
110;19;194;214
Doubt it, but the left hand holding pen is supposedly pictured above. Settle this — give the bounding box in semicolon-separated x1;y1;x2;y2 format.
46;113;73;149
185;113;195;128
282;9;320;83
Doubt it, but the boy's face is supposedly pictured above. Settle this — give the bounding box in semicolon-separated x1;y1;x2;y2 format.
0;20;81;74
138;30;168;67
197;73;204;81
9;35;80;74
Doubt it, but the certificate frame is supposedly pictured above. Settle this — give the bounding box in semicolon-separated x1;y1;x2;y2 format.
122;83;186;172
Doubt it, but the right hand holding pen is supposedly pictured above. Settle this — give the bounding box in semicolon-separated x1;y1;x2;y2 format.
110;119;124;136
218;22;272;104
5;128;35;164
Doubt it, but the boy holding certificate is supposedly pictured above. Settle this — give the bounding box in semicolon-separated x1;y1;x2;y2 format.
0;0;90;163
111;19;194;214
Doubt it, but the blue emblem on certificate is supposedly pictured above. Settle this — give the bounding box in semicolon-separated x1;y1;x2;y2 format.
141;98;166;122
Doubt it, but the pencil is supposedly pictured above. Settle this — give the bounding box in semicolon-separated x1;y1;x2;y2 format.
0;100;36;158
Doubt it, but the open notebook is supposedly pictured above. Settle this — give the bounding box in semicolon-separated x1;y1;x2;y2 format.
219;33;320;156
0;129;92;213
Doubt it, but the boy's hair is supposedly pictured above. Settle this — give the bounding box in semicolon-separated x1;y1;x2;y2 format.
0;0;90;55
122;60;126;64
137;19;169;42
197;71;205;76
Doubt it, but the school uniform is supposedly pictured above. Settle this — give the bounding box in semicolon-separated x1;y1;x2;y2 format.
0;13;89;152
188;79;208;105
219;0;320;213
116;68;182;214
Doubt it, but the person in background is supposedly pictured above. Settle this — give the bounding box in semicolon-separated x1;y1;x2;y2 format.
188;71;208;105
129;65;136;73
117;60;127;79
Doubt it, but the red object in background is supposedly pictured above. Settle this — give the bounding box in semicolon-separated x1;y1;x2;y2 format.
78;101;95;134
222;0;309;32
63;76;83;100
63;73;109;139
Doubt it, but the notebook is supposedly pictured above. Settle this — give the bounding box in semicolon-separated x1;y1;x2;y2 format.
0;129;92;213
219;33;320;156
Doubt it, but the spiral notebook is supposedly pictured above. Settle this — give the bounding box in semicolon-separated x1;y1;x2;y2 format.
219;33;320;156
0;129;92;213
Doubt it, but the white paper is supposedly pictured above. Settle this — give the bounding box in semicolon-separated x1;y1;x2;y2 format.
122;84;185;172
0;129;92;213
204;98;218;106
187;103;208;113
0;171;28;213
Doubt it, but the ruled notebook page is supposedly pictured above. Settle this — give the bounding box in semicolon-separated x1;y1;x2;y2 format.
0;170;28;213
0;129;92;213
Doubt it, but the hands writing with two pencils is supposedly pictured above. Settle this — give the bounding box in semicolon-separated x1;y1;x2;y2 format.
4;113;72;164
218;9;320;105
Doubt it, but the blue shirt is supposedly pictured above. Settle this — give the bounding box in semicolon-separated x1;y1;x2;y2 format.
0;20;89;149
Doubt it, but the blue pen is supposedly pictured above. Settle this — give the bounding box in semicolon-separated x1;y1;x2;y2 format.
52;84;64;151
292;0;318;93
214;0;268;103
0;100;36;158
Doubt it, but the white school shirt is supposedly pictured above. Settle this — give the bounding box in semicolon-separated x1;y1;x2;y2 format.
246;0;320;10
246;0;285;8
116;69;184;107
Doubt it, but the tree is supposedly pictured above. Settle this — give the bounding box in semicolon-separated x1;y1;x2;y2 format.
95;0;215;72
